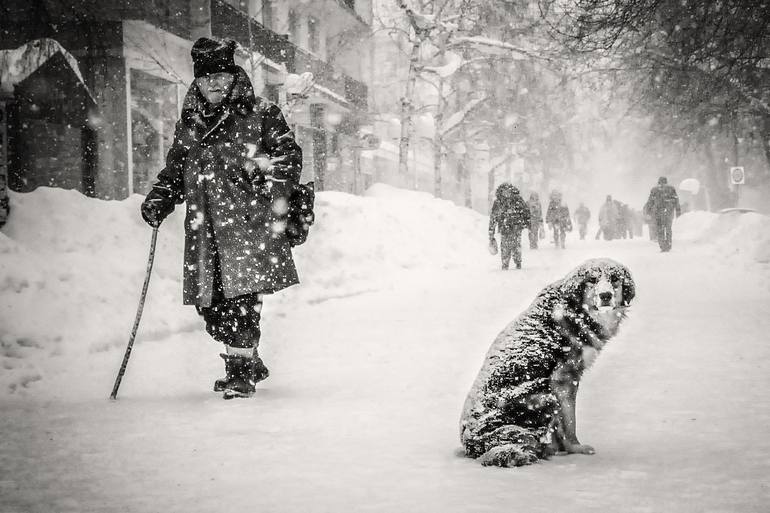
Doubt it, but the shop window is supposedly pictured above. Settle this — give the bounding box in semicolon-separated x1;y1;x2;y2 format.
130;69;179;195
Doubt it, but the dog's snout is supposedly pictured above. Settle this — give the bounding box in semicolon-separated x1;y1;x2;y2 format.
598;291;613;304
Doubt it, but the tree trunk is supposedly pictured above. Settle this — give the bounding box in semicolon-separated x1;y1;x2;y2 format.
399;41;420;178
700;132;730;210
433;78;445;198
760;114;770;183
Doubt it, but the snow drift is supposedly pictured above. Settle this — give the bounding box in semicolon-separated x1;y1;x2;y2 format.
676;209;770;264
0;184;487;392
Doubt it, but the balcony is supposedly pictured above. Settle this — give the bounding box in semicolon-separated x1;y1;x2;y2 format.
210;0;367;111
210;0;293;67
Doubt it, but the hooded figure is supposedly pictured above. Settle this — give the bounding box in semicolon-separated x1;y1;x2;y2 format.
545;190;572;249
527;192;544;249
574;202;590;240
140;37;303;399
644;176;681;252
598;195;618;240
489;183;531;269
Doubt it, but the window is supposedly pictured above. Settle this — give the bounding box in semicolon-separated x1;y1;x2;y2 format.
308;16;320;54
288;9;299;43
130;69;179;194
261;0;273;27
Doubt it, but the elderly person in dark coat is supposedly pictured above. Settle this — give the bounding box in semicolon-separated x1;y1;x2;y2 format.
140;37;303;399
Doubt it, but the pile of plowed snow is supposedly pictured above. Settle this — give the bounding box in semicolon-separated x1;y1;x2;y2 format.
0;185;487;391
676;209;770;264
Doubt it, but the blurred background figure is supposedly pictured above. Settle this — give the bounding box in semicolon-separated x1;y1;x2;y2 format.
527;192;544;250
645;176;682;252
489;183;531;269
546;190;572;249
597;195;618;240
574;202;591;240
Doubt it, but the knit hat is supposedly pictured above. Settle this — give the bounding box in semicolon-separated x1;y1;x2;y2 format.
191;37;237;78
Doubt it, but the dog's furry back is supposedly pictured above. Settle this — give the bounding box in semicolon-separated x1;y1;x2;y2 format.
460;283;568;458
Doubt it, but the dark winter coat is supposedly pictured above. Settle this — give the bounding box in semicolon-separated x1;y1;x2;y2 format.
546;199;572;230
645;184;681;219
148;66;302;307
489;184;531;237
527;194;543;228
574;204;590;225
599;200;618;228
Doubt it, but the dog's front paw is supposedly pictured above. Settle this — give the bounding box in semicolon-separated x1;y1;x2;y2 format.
479;444;539;467
564;443;595;455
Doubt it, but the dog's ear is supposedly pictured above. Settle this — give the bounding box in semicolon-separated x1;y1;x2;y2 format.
560;268;590;309
619;267;635;306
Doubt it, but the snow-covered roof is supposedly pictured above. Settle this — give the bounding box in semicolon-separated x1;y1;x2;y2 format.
0;39;89;96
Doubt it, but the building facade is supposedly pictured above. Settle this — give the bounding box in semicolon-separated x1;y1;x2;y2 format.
0;0;373;200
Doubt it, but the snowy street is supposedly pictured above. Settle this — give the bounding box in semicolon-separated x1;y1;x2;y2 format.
2;188;770;512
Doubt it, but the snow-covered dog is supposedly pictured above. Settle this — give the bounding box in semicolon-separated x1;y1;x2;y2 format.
460;258;635;467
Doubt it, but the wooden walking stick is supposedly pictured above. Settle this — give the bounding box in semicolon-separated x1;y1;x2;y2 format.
110;227;159;400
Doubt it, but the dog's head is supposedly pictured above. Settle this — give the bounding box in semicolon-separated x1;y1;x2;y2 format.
560;258;635;339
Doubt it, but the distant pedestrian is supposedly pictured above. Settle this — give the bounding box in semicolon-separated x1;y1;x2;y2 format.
489;183;531;269
598;195;618;240
644;176;681;252
617;201;633;239
643;201;657;241
574;202;590;240
546;190;572;249
527;192;544;249
631;208;644;237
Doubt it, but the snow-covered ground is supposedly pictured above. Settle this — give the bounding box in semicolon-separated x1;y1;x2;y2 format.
1;185;769;512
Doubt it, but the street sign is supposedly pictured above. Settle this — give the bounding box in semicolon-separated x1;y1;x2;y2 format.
729;166;745;185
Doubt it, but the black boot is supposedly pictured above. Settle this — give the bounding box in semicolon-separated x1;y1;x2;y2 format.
214;354;237;392
221;354;270;399
221;354;255;399
252;356;270;384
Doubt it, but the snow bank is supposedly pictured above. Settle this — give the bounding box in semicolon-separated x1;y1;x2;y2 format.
0;184;487;392
676;210;770;264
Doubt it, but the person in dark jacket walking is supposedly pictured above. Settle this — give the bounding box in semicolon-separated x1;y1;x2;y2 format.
574;202;590;240
526;192;544;249
644;176;681;252
140;37;303;399
489;183;531;269
545;190;572;249
597;195;618;240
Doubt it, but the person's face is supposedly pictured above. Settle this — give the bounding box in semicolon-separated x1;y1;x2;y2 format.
196;72;234;105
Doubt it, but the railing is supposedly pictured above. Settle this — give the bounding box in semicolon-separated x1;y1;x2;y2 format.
210;0;367;110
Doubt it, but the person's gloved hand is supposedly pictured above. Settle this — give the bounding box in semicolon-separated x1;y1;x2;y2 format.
140;188;172;228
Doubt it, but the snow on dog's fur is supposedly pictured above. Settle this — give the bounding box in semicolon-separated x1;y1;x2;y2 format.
460;258;635;467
